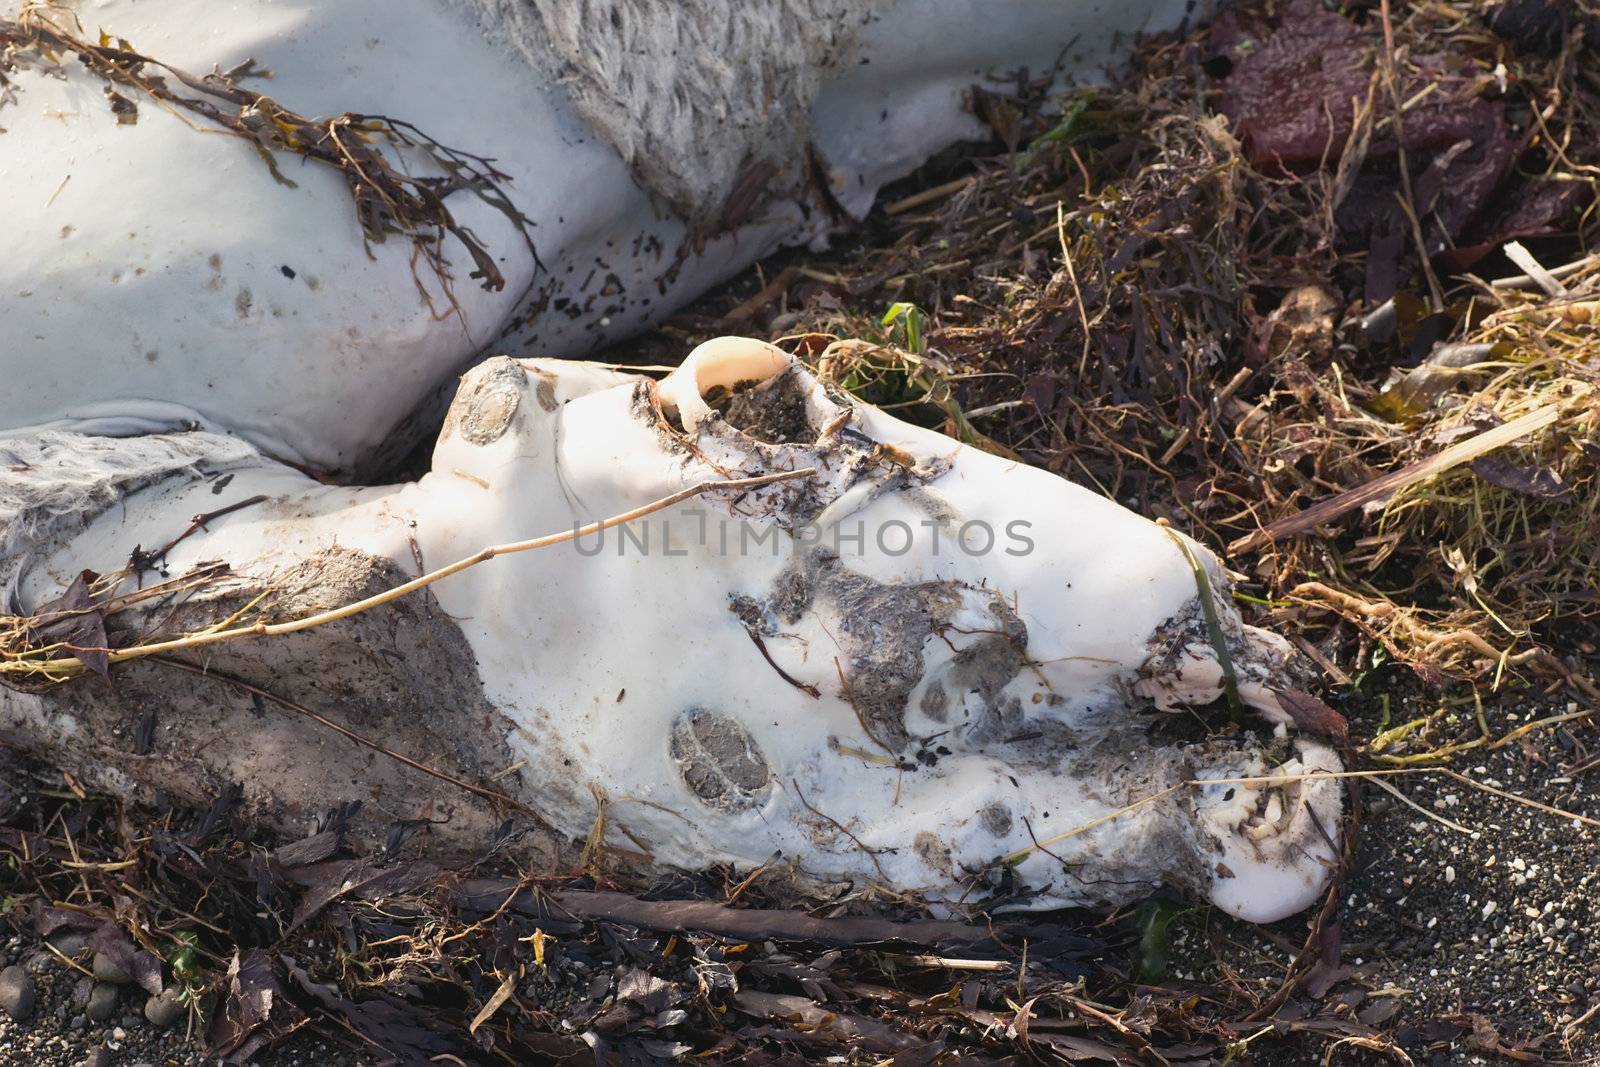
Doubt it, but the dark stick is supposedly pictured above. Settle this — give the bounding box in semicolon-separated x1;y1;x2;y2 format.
456;880;999;948
131;495;268;582
741;625;820;698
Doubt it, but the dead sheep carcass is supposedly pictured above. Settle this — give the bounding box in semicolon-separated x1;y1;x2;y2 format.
0;0;1341;921
2;339;1343;921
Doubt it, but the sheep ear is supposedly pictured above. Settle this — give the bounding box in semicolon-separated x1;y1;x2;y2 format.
657;336;792;433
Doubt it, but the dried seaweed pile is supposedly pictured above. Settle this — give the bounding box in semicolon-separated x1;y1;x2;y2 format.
683;0;1600;688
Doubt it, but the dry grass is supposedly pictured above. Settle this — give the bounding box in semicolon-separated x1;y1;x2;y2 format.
1;3;536;322
670;0;1600;695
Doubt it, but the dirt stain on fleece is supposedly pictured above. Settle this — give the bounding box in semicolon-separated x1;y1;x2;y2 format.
440;356;527;446
0;547;563;865
732;551;1029;752
670;707;775;813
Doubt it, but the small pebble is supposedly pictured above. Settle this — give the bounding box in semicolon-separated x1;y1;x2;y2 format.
143;985;186;1028
47;931;90;960
0;964;36;1021
82;1050;114;1067
92;952;132;985
87;981;120;1022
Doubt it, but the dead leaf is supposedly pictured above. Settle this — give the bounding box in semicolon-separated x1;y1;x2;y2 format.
467;970;516;1034
1214;0;1373;165
283;955;457;1066
210;949;305;1059
1274;688;1350;742
1471;456;1572;500
87;926;163;996
29;570;111;678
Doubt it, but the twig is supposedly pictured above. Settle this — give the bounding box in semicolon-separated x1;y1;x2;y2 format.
0;12;533;322
1491;251;1600;290
1288;634;1353;687
1502;241;1570;298
1376;0;1445;311
1438;767;1600;829
884;175;974;217
1365;774;1473;835
1002;763;1600;868
1489;705;1596;749
1229;406;1560;554
457;881;996;947
739;624;820;698
131;495;267;580
897;955;1012;971
791;777;892;882
1056;202;1094;380
833;658;895;755
42;941;94;979
1159;366;1253;465
5;468;814;678
718;265;800;325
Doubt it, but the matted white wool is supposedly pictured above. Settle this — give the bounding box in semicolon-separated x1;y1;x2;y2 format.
457;0;883;221
0;431;260;601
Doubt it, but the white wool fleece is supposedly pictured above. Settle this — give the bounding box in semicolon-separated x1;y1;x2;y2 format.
0;432;261;605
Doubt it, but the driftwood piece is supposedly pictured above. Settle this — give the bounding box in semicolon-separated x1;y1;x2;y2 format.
456;879;999;948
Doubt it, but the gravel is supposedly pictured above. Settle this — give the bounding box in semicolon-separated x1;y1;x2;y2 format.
1231;691;1600;1064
